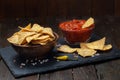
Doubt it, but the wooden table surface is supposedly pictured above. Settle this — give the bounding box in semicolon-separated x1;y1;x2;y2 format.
0;16;120;80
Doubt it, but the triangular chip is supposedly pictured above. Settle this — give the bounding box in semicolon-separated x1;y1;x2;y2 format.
82;17;94;28
17;32;36;45
77;48;96;57
31;24;44;32
7;33;19;44
57;45;76;53
34;35;50;40
26;34;41;43
86;37;106;50
19;23;32;32
42;27;55;38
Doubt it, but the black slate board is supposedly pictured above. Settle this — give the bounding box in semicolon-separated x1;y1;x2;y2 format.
0;34;120;78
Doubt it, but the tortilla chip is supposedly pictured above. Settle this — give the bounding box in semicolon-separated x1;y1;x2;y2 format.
85;37;106;50
17;32;36;45
26;34;41;43
31;24;44;32
42;27;55;38
77;48;96;57
7;34;19;44
57;45;76;53
82;17;94;28
19;23;32;32
34;35;50;40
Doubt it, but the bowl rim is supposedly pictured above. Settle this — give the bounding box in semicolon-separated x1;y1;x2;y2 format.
11;32;59;48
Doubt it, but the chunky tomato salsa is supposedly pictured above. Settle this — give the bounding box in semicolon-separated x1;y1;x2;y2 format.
59;19;94;43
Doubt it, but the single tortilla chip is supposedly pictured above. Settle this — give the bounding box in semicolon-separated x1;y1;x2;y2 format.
19;23;32;32
86;37;106;50
42;27;55;38
57;45;76;53
31;24;44;32
7;34;19;44
17;32;36;45
82;17;94;28
77;48;97;57
26;34;41;43
34;35;50;40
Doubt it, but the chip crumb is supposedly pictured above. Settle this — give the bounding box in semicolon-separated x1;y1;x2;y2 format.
21;63;26;66
30;60;33;62
19;65;23;68
95;53;100;56
13;59;16;63
25;59;29;63
57;60;60;62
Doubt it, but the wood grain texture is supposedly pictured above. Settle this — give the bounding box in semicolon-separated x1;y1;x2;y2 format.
1;0;120;18
68;0;91;17
91;0;114;16
115;0;120;16
40;69;73;80
0;0;25;18
73;65;98;80
56;0;69;17
24;0;38;17
94;16;120;80
47;0;58;17
95;59;120;80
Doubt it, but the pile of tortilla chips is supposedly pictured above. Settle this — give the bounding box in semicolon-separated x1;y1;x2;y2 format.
7;23;55;45
57;37;112;57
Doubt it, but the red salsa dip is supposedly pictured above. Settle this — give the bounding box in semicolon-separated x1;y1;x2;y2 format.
59;19;94;44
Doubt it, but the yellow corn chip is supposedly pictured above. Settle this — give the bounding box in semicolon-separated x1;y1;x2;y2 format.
82;17;94;28
42;27;55;38
26;34;41;43
19;23;32;32
17;32;36;45
85;37;106;50
34;35;50;40
57;45;76;53
7;34;19;44
31;24;44;32
77;48;96;57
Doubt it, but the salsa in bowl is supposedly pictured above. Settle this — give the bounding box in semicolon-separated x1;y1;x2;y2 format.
59;18;94;44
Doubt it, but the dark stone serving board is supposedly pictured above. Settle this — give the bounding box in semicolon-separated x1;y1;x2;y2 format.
0;34;120;78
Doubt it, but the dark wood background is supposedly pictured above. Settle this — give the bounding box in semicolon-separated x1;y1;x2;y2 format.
0;0;120;18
